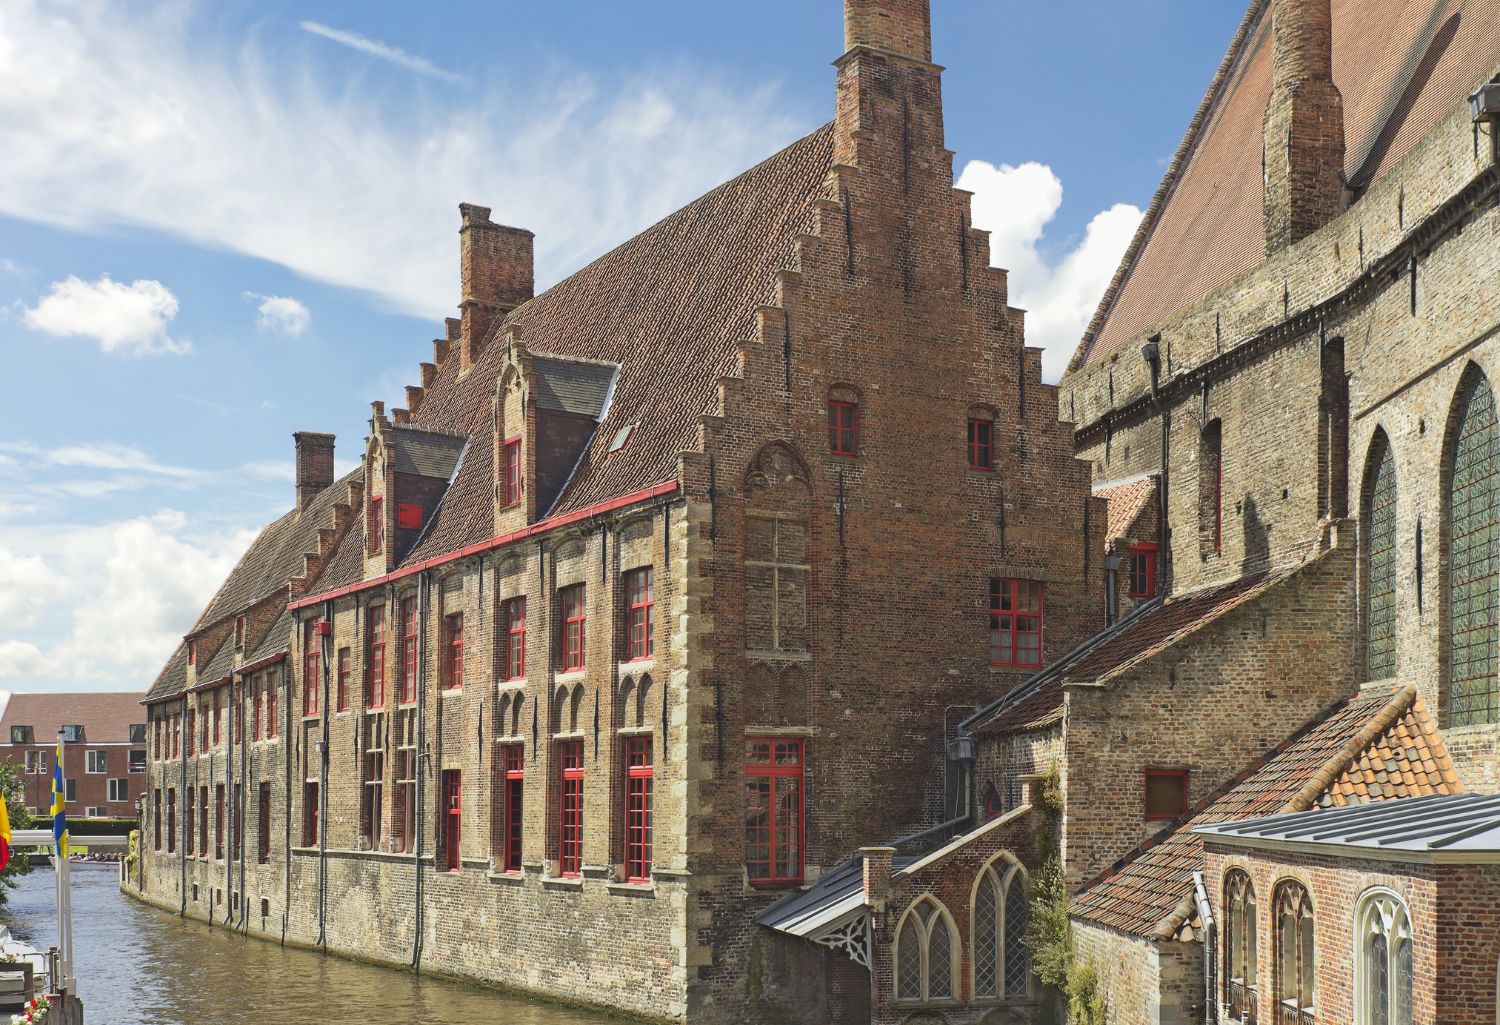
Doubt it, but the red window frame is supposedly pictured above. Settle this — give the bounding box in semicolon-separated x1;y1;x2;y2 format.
828;399;858;457
368;496;383;553
267;675;278;738
257;786;271;863
399;597;418;704
1144;769;1189;821
1127;543;1160;599
745;738;804;886
302;781;319;847
232;684;242;744
559;585;586;672
335;648;350;712
252;679;263;741
625;568;653;662
214;783;225;858
442;770;462;872
303;619;321;717
443;612;464;690
503;437;522;508
968;416;995;471
503;598;526;680
234;615;245;648
502;744;524;873
366;605;386;709
187;640;196;666
989;578;1044;668
212;690;222;745
623;735;653;883
557;740;584;877
199;785;209;858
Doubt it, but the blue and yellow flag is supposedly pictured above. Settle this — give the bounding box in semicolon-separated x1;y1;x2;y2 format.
51;740;67;859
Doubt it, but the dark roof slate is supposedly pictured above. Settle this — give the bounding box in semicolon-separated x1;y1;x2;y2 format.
532;356;617;417
390;427;467;480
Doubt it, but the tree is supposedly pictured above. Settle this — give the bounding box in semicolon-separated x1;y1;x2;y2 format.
0;759;34;908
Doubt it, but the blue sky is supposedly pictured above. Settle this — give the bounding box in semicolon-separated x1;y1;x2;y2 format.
0;0;1244;693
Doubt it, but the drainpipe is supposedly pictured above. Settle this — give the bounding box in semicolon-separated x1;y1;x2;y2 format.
1193;871;1218;1025
411;570;429;970
1104;553;1123;626
222;684;231;927
178;694;187;917
281;661;291;945
239;691;249;933
316;599;332;949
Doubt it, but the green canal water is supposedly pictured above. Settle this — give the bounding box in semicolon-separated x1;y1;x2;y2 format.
5;862;623;1025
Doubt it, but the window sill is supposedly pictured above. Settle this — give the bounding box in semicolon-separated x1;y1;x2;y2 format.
555;669;587;683
989;664;1042;673
541;875;585;890
497;679;527;691
606;880;656;896
486;870;526;885
622;657;655;671
440;688;463;699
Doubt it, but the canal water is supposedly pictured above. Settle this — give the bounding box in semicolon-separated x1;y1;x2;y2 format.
5;862;621;1025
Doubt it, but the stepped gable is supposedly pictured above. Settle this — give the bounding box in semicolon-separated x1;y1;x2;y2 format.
1070;686;1460;938
970;565;1296;736
1096;475;1157;543
399;123;837;563
195;469;361;627
1069;0;1500;373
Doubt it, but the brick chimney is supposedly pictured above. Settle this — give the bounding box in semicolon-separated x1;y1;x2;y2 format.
844;0;931;61
1263;0;1345;253
294;431;335;513
459;203;534;376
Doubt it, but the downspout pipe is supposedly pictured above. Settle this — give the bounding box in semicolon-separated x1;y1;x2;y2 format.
1104;553;1123;626
316;599;332;949
281;661;291;945
178;694;187;917
1193;870;1218;1025
411;570;429;970
239;690;249;933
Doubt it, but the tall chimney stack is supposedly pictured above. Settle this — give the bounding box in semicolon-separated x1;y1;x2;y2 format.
294;432;335;513
1263;0;1345;253
843;0;931;62
459;203;534;376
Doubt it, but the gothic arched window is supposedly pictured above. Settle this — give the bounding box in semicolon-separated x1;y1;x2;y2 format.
1364;431;1398;680
1273;881;1315;1025
1355;890;1412;1025
1224;869;1258;1022
1446;368;1500;727
895;897;957;1003
972;856;1031;1000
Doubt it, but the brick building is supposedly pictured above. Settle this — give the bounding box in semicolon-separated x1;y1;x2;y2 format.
0;692;147;819
125;0;1500;1022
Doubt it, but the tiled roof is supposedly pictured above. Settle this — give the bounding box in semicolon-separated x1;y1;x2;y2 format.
1070;0;1500;372
1096;475;1157;544
970;566;1295;736
390;427;467;480
195;470;359;626
245;608;292;666
0;691;147;743
397;123;836;561
146;644;189;703
196;636;234;685
1071;686;1460;938
531;356;618;417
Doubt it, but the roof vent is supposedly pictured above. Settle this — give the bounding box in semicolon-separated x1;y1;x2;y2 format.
607;423;637;453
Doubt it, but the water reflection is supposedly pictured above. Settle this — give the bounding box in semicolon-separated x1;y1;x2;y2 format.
6;864;617;1025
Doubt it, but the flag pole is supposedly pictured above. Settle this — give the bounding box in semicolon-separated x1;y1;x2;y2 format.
53;728;74;996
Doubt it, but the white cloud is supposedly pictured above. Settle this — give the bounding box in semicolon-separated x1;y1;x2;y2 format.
22;274;189;356
0;2;800;320
958;160;1142;382
245;292;311;337
0;259;19;274
44;441;198;478
0;642;47;678
298;20;462;83
0;549;67;629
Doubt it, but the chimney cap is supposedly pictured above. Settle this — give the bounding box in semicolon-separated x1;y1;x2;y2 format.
459;202;492;227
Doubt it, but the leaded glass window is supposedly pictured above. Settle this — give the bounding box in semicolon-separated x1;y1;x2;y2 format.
1225;870;1259;1023
1274;881;1315;1025
972;857;1031;1001
1356;891;1412;1025
1365;434;1398;679
1448;371;1500;727
894;898;957;1004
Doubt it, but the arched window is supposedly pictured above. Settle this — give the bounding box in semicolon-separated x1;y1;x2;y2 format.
1273;881;1315;1025
895;897;957;1003
1355;890;1412;1025
1364;431;1398;680
1200;419;1224;556
972;857;1031;1000
1446;368;1500;727
1224;870;1258;1022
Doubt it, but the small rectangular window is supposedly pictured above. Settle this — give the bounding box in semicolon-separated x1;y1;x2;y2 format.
400;597;418;704
624;568;653;661
503;438;522;507
267;676;278;738
557;741;584;877
503;598;527;680
745;738;804;885
367;605;386;709
368;496;384;554
107;777;129;802
86;750;107;774
24;750;45;775
443;612;464;690
214;783;225;858
828;399;858;456
234;615;246;649
129;750;146;773
501;744;524;873
624;736;653;883
10;726;31;745
187;641;197;667
257;786;271;863
212;691;222;745
336;647;351;712
989;578;1044;668
1144;769;1189;821
1128;543;1159;599
302;781;319;847
303;619;322;716
968;416;995;471
559;585;586;672
129;722;146;745
167;788;177;853
442;770;462;872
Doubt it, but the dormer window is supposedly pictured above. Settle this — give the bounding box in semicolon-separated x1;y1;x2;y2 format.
9;726;32;745
187;640;197;666
234;615;246;649
368;496;384;553
503;438;522;507
61;724;84;743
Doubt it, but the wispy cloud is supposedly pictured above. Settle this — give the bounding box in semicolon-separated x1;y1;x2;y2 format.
245;291;311;337
22;274;190;356
0;2;799;319
298;20;462;83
